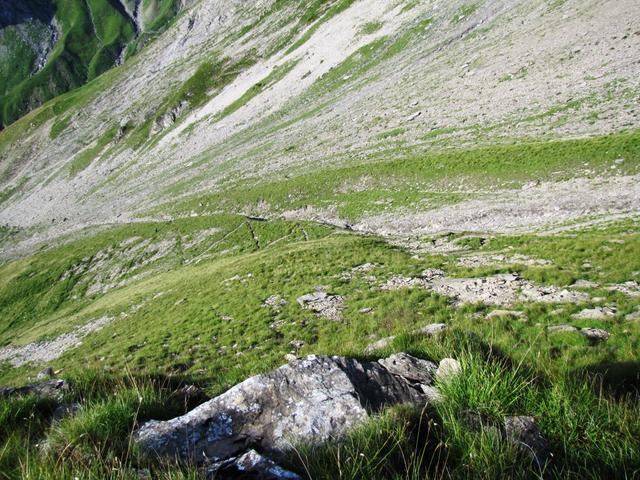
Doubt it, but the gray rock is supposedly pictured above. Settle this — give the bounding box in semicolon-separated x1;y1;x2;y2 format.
135;354;432;464
436;358;461;380
414;323;448;336
503;416;550;468
571;279;599;289
37;366;55;379
378;352;437;384
207;449;301;479
580;328;610;344
486;310;526;320
364;335;395;354
296;290;344;321
0;379;67;399
547;324;578;334
571;307;617;320
625;310;640;321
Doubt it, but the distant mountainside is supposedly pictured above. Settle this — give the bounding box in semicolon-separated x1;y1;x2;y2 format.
0;0;182;128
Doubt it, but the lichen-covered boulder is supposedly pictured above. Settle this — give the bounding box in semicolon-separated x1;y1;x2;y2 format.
135;354;435;464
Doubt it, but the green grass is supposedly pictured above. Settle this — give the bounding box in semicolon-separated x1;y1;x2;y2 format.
0;0;181;128
68;124;119;176
452;3;481;24
359;21;384;35
0;197;639;478
158;129;640;223
376;127;406;139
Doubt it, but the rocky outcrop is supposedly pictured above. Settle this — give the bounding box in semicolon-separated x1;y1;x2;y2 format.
135;353;441;466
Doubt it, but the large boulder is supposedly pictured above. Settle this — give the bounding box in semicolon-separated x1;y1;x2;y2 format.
135;354;437;465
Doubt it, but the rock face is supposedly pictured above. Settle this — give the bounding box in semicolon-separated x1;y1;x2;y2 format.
135;354;436;465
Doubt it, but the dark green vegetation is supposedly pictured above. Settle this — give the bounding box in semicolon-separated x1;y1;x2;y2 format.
0;0;181;128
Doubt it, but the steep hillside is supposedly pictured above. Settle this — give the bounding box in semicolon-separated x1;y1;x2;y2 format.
0;0;639;479
0;0;182;128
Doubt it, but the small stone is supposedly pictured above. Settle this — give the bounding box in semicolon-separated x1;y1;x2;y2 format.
571;307;617;320
359;307;373;314
436;358;461;380
284;353;297;363
571;279;599;289
486;310;526;320
364;336;395;354
547;324;578;333
625;310;640;321
414;323;448;336
580;328;610;344
37;367;55;379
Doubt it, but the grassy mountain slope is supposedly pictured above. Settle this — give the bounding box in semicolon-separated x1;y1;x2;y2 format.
0;0;181;128
0;0;639;478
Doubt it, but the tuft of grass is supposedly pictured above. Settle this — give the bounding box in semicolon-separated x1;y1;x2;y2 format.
68;124;119;176
359;21;384;35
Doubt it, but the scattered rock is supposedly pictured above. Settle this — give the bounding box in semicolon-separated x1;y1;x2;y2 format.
364;336;395;354
407;111;422;121
289;339;305;351
262;295;287;310
571;306;617;320
414;323;448;336
359;307;373;314
297;290;344;321
547;324;578;333
571;279;599;289
457;253;550;269
283;353;297;363
0;315;114;367
486;310;526;320
382;272;589;306
435;358;461;380
605;281;640;298
625;309;640;321
580;328;610;344
135;354;434;465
